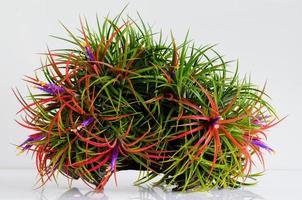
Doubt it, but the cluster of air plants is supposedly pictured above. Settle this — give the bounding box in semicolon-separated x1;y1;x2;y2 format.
14;12;281;192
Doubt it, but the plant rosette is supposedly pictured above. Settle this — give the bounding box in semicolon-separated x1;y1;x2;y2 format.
14;12;283;192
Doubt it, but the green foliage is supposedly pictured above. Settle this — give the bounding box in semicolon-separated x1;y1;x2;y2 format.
14;12;281;192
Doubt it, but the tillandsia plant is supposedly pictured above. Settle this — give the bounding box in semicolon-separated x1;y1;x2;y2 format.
14;12;282;192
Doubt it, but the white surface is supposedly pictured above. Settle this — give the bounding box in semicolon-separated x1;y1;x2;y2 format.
0;169;300;200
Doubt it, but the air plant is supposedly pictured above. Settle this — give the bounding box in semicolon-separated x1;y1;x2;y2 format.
14;12;282;192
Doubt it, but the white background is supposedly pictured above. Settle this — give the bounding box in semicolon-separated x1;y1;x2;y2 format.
0;0;301;199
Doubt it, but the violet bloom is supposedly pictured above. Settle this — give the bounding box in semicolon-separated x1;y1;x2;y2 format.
252;115;270;126
81;117;95;128
19;135;44;151
110;145;119;172
251;138;274;152
72;117;95;132
85;46;95;62
210;116;221;129
170;71;176;81
38;83;65;95
211;116;220;125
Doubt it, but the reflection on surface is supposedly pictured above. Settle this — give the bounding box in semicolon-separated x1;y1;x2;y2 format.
56;188;108;200
132;186;265;200
52;186;265;200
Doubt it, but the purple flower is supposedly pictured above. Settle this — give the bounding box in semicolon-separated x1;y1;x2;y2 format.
81;117;95;128
38;83;65;95
211;116;220;125
252;115;270;126
19;135;44;151
85;46;95;62
209;116;221;129
251;138;274;152
110;145;119;172
19;138;32;148
71;117;95;132
170;71;176;80
21;145;32;150
37;87;53;94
